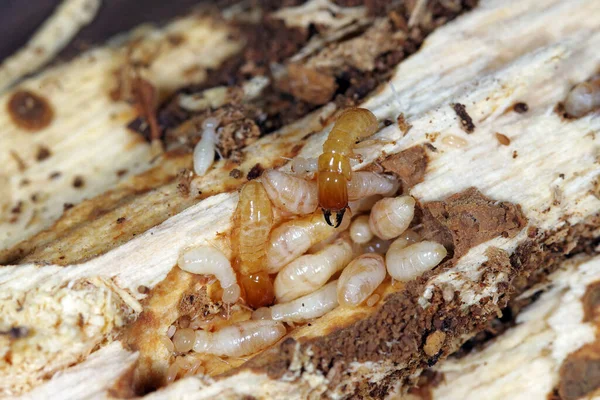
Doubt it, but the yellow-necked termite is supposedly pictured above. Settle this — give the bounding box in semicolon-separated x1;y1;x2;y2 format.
337;253;386;307
193;118;219;176
262;169;318;215
369;195;415;240
386;240;447;281
253;281;339;323
192;320;286;357
347;171;398;201
274;237;354;303
266;210;352;273
318;108;378;227
564;79;600;117
232;181;275;308
178;246;241;303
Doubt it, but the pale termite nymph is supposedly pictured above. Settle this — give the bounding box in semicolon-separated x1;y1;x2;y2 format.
347;171;398;201
386;241;447;282
192;320;286;357
274;237;354;303
369;195;416;240
254;281;339;323
193;117;219;176
337;253;386;307
262;169;318;215
349;215;374;244
266;210;351;273
178;246;241;304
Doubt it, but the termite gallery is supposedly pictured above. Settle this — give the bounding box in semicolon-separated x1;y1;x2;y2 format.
167;107;448;382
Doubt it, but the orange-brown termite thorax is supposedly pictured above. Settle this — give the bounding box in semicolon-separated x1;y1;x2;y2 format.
318;108;378;227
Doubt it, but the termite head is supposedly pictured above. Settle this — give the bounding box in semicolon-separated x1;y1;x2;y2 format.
319;170;348;228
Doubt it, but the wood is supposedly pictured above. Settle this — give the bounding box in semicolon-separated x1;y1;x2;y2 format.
0;0;599;398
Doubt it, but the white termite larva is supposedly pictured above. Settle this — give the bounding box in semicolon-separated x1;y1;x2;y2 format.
347;172;398;201
441;135;468;148
262;169;318;215
256;281;339;323
193;118;219;176
369;195;416;240
564;79;600;117
337;253;386;307
192;320;286;357
385;240;447;282
266;211;351;273
350;215;373;245
274;237;354;303
178;245;240;303
291;157;318;177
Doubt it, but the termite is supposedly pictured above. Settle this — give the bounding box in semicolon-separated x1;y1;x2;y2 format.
349;215;373;245
274;237;354;303
386;240;447;282
337;253;386;307
318;108;378;227
369;195;416;240
347;171;398;201
193;118;219;176
253;281;339;323
266;210;351;273
178;246;240;303
232;181;275;308
192;320;286;357
262;169;318;215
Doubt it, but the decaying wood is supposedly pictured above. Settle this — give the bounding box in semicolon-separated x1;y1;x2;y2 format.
0;0;599;398
415;255;600;400
0;14;241;253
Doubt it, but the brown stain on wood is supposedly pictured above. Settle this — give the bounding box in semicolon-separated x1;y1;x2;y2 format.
7;90;54;131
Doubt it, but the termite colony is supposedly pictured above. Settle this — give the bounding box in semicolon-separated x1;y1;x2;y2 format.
167;108;448;381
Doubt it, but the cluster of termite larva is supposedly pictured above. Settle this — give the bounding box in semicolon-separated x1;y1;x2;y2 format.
166;108;447;380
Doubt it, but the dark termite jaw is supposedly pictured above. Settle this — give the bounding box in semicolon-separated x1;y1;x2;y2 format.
334;209;346;228
322;208;346;228
323;209;334;227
